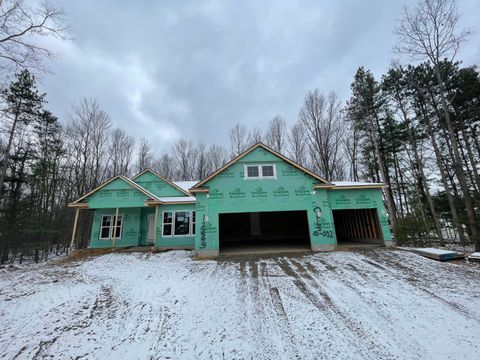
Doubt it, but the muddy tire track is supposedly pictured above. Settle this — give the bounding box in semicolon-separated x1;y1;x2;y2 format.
360;251;480;323
276;257;397;360
259;260;300;359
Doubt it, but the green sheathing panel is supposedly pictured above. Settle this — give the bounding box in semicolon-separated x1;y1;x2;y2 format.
84;178;151;208
133;172;185;198
89;208;142;248
310;189;337;250
155;203;196;248
328;189;392;241
194;147;333;256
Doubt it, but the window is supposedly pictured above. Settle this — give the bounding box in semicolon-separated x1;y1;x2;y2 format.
175;211;190;235
192;211;196;235
163;212;173;236
113;215;123;238
163;211;196;236
262;165;274;177
244;164;276;179
100;215;112;239
99;215;123;240
247;165;259;178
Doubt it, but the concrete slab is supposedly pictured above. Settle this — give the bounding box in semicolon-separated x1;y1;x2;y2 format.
336;242;385;250
414;247;465;261
219;244;311;256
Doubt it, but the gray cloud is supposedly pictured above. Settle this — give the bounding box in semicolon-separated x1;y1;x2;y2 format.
39;0;480;153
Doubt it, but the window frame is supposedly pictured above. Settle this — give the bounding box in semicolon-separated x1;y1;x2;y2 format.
162;210;196;237
244;164;277;180
162;211;173;237
99;214;123;240
191;211;196;235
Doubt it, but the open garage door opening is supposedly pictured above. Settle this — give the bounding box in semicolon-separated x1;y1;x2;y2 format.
219;210;310;254
332;209;384;246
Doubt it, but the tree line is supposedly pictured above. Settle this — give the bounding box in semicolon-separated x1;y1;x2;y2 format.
0;0;478;263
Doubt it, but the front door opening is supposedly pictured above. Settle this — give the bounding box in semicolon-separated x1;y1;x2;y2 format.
219;210;310;253
146;213;155;244
332;209;383;246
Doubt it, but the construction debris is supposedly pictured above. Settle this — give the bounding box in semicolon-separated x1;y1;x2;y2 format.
467;252;480;262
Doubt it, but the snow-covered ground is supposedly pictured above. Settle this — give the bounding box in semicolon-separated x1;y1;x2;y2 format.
1;249;479;359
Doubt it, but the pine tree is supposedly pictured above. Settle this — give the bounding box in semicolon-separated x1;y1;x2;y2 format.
0;70;45;196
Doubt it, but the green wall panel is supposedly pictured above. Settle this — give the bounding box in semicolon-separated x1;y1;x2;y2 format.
89;208;142;248
194;147;332;254
85;178;150;208
194;147;392;255
133;171;186;198
155;203;196;248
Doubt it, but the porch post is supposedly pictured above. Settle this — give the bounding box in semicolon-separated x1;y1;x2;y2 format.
153;205;158;246
69;208;80;251
113;207;119;248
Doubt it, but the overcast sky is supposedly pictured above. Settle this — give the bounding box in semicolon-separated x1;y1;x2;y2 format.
38;0;480;154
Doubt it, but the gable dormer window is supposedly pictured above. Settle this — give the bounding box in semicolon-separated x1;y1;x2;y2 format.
244;164;276;180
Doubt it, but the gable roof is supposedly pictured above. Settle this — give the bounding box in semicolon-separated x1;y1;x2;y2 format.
190;143;331;191
68;175;159;206
131;168;192;196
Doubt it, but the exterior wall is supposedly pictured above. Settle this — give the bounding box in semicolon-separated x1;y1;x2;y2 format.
194;147;332;257
85;178;151;208
89;204;196;249
133;172;186;198
155;203;196;249
86;174;196;249
90;208;142;248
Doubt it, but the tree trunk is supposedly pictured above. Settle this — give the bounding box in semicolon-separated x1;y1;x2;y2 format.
369;118;398;238
0;102;22;197
435;66;480;251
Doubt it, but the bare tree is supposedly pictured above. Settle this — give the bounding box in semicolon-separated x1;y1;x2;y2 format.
65;98;111;196
395;0;479;251
229;123;249;157
172;138;196;180
108;128;135;176
265;116;287;152
153;152;175;179
299;90;345;180
136;138;153;172
195;142;211;180
248;127;263;146
287;121;307;166
0;0;69;73
208;144;228;172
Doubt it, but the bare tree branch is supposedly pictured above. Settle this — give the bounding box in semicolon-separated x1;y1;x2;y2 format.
0;0;70;74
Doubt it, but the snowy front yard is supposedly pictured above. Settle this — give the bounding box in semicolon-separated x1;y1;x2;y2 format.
1;249;479;360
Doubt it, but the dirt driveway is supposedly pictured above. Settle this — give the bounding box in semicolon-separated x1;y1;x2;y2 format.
0;249;479;359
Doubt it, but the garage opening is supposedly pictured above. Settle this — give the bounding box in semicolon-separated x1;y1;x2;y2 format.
219;210;310;254
332;209;383;246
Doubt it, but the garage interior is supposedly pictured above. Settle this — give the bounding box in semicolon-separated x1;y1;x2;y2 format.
219;210;311;254
332;209;384;246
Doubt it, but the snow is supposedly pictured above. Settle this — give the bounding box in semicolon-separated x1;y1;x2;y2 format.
332;181;384;187
173;181;198;192
157;196;196;203
1;249;479;359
